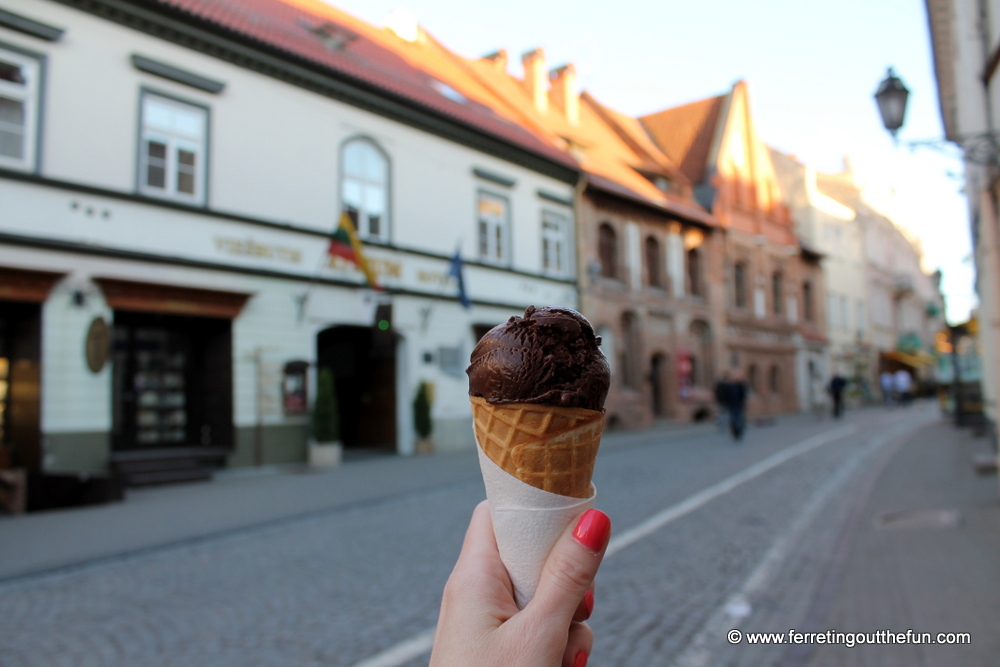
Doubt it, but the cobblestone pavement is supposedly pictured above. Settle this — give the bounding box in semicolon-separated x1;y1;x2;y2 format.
0;403;984;667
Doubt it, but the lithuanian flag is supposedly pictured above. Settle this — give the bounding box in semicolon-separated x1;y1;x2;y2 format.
328;211;381;290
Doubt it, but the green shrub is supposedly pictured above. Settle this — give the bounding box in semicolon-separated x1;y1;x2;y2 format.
413;382;433;439
312;368;340;443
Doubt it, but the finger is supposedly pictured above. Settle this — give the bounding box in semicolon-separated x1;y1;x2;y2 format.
454;500;497;566
572;588;595;623
525;509;611;628
562;621;593;667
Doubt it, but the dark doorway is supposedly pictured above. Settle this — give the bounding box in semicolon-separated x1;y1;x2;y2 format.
650;353;668;417
111;311;233;452
317;325;396;452
0;301;42;471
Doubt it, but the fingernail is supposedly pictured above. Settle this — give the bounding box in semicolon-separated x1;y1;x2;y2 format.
573;509;611;553
574;649;588;667
583;588;595;619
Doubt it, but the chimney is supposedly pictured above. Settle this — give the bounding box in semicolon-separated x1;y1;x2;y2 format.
521;48;548;113
549;64;579;125
482;49;508;72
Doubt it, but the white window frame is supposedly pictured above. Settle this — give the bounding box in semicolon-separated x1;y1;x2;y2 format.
0;46;42;173
477;190;510;266
541;209;571;277
340;137;391;242
138;91;208;204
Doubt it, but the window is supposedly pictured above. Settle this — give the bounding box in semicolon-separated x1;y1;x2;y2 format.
139;92;207;203
772;272;783;315
734;263;747;308
748;364;758;392
598;223;617;278
541;211;570;276
477;191;509;264
803;281;814;321
769;365;779;393
342;138;390;241
645;236;663;288
687;248;702;297
0;48;41;172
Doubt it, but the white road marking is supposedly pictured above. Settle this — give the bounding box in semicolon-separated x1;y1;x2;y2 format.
350;424;858;667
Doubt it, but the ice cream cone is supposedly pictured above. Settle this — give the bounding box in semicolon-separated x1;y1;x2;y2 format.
470;396;604;498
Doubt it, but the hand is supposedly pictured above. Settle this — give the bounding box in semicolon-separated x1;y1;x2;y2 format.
430;500;611;667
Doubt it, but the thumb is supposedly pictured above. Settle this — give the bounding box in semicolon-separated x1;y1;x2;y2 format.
523;509;611;628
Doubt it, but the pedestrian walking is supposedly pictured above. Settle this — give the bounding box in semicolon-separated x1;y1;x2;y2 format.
726;371;748;441
714;373;731;431
894;368;913;406
880;370;895;405
828;374;847;419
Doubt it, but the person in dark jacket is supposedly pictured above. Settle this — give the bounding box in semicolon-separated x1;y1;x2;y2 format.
727;371;748;441
828;374;848;419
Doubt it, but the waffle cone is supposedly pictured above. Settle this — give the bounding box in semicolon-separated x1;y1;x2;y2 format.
470;396;604;498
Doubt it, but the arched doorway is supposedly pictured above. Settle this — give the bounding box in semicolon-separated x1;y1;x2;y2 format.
316;325;396;453
650;353;668;417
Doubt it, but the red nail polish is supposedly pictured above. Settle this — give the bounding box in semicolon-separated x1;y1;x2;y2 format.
573;509;611;553
583;588;595;619
574;649;588;667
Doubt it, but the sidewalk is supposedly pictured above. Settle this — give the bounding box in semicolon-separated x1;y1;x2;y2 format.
0;417;713;583
798;418;1000;666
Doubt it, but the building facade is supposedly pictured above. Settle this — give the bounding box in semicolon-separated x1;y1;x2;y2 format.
0;0;580;486
641;82;824;417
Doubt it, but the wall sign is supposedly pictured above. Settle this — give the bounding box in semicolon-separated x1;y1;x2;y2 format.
85;317;110;373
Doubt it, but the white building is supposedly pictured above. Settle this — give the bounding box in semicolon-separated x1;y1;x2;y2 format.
0;0;579;486
926;0;1000;449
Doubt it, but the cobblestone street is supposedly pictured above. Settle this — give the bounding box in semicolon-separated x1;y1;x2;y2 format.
2;403;997;667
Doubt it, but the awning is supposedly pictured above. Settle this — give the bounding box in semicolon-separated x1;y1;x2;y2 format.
882;349;935;368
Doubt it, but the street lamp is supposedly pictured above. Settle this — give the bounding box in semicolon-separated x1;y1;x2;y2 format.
874;67;1000;165
874;68;909;137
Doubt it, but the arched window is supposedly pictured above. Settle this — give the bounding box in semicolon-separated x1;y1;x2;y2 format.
769;365;779;393
803;281;814;321
687;248;702;297
341;138;389;241
645;236;663;288
598;223;618;279
772;272;783;315
734;262;747;308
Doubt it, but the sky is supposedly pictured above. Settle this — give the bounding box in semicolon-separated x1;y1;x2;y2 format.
324;0;975;324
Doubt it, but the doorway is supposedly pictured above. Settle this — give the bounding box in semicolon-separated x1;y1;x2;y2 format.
317;325;397;452
0;301;41;471
650;353;668;417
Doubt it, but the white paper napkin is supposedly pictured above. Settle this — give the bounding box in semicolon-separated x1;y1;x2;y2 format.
476;443;596;608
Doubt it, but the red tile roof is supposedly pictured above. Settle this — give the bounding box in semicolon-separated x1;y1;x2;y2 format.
149;0;576;170
640;95;725;185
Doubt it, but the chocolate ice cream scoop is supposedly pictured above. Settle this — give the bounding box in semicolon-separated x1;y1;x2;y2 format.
467;305;610;411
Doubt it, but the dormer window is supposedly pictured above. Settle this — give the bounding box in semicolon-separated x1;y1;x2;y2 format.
653;176;671;193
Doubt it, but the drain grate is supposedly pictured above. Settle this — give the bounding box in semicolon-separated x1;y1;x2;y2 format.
873;509;962;530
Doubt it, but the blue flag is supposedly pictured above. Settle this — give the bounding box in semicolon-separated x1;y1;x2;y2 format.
448;250;471;309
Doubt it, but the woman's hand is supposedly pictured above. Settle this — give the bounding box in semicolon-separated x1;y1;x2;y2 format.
430;500;611;667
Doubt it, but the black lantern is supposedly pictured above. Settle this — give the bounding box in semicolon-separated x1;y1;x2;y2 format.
874;68;910;136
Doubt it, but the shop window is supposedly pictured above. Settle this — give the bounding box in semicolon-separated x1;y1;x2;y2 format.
282;361;308;416
341;138;390;242
0;47;41;172
477;190;509;265
138;92;208;204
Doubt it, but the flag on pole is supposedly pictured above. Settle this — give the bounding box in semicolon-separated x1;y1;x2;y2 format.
328;211;381;290
448;249;471;309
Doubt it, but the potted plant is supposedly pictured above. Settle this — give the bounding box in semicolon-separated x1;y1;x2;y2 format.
413;381;434;454
309;367;342;467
